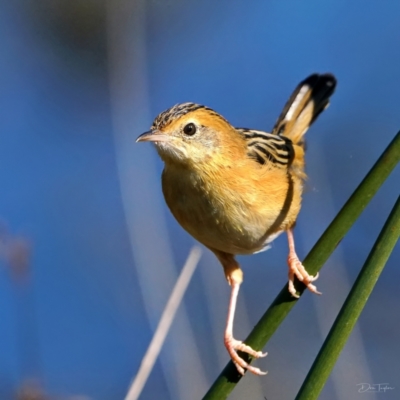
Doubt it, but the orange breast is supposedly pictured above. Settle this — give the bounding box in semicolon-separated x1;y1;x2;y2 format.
161;159;302;255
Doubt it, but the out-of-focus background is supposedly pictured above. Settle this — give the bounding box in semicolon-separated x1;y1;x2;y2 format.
0;1;399;399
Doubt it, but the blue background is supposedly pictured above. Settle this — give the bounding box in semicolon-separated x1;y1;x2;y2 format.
0;1;399;399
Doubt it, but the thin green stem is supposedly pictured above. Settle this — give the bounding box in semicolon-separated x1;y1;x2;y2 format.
295;195;400;400
203;131;400;400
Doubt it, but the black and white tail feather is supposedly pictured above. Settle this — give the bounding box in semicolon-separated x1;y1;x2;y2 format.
240;73;337;167
271;73;337;144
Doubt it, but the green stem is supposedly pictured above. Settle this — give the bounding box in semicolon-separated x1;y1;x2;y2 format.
203;131;400;400
295;195;400;400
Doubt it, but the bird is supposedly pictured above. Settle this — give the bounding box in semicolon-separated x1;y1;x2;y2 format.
136;73;337;376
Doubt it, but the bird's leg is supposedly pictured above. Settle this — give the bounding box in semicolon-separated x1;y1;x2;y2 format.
225;280;268;375
213;250;267;376
287;228;321;298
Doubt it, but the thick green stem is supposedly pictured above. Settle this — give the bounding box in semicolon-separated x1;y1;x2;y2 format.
295;195;400;400
203;131;400;400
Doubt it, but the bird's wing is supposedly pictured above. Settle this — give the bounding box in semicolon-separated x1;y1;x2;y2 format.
237;128;294;167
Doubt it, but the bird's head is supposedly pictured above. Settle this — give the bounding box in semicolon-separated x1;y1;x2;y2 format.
136;103;242;166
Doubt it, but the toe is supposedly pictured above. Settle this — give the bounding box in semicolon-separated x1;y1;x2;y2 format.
306;282;322;295
235;342;267;358
225;339;268;376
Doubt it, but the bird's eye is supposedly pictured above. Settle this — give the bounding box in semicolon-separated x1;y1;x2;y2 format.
183;123;196;136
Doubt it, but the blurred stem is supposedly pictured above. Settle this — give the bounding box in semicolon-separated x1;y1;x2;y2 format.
296;195;400;399
203;131;400;400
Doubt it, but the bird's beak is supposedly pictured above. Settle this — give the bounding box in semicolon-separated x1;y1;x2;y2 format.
136;130;170;143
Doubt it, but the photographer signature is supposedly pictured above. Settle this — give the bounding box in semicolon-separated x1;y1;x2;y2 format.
357;383;394;393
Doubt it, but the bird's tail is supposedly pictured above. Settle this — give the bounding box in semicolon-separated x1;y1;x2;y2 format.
271;73;337;146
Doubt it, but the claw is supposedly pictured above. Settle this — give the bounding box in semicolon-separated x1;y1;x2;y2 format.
225;337;268;376
288;255;322;297
286;228;322;297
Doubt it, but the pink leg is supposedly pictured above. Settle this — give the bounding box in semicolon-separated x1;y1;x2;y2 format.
287;228;321;298
224;279;267;376
212;249;267;376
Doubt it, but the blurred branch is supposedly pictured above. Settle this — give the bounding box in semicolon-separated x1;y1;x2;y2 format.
203;131;400;399
295;195;399;399
125;247;202;400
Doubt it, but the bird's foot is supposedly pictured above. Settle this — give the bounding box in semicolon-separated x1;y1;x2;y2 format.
287;254;321;298
224;336;267;376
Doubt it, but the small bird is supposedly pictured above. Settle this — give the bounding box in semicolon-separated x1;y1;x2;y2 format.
136;73;337;376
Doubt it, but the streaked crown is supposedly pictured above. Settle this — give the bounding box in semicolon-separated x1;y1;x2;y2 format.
152;102;229;131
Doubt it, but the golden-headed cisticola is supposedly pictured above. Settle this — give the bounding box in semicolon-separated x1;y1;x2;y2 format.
136;73;337;375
